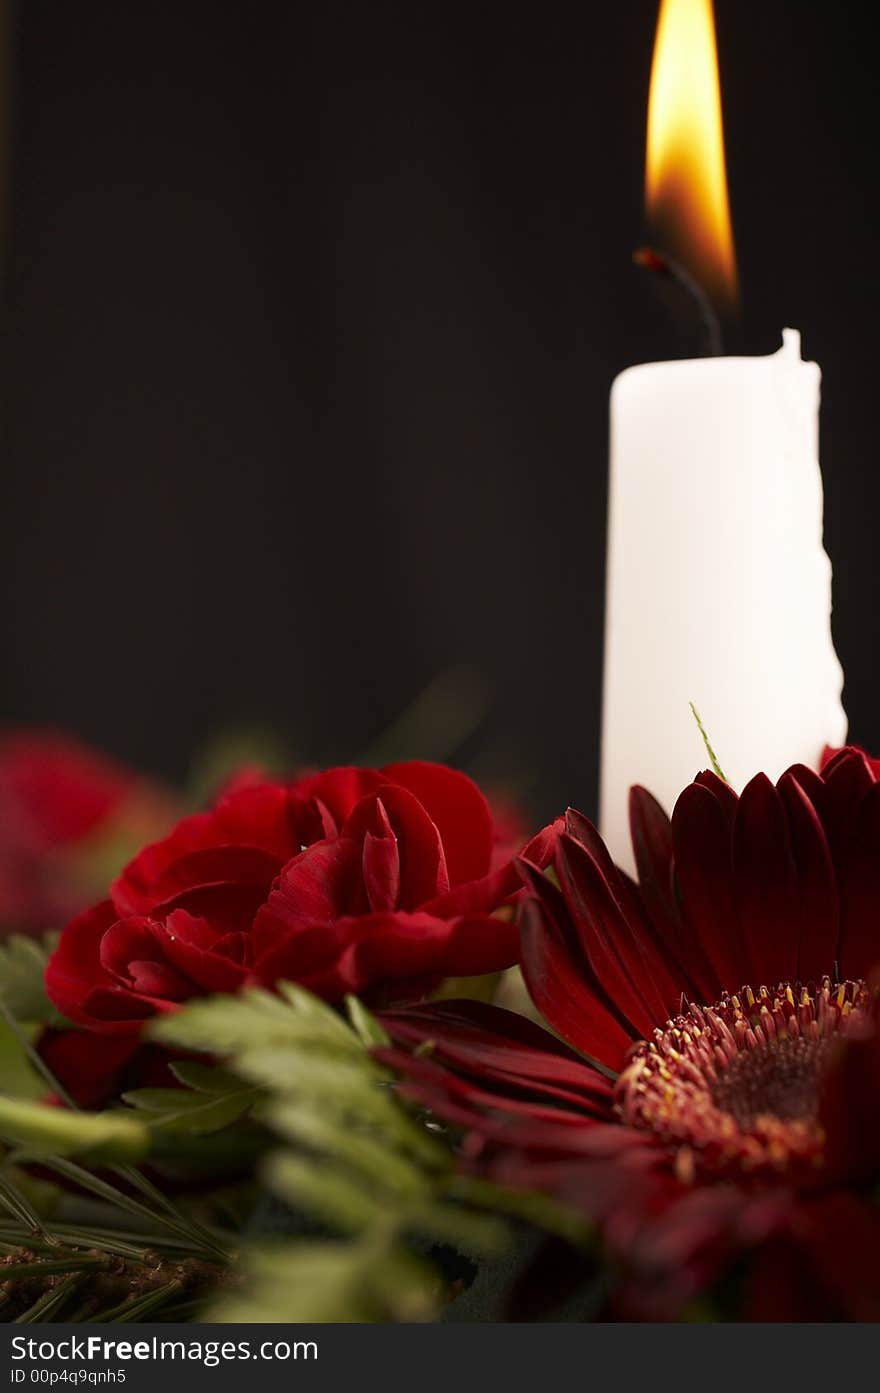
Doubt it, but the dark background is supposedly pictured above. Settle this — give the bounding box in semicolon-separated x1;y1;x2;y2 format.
1;1;877;821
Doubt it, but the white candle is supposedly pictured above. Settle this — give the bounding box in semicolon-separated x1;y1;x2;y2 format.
599;329;847;870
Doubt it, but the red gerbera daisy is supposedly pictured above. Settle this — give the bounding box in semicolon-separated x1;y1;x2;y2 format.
379;747;880;1321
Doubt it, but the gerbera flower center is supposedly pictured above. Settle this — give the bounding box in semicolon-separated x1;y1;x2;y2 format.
615;978;869;1181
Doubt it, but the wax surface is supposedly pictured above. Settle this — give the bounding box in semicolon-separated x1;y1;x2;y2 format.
600;330;847;871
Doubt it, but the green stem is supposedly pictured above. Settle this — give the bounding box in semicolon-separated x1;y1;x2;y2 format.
42;1158;225;1259
3;1255;112;1282
13;1271;88;1323
86;1278;184;1324
689;702;728;782
0;1174;53;1241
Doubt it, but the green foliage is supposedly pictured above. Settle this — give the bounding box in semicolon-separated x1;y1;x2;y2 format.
0;1020;43;1100
0;950;583;1323
0;1094;150;1163
0;934;63;1026
122;1068;260;1137
151;984;511;1321
211;1234;438;1323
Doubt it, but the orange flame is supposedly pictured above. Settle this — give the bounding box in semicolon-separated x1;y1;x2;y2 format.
646;0;738;310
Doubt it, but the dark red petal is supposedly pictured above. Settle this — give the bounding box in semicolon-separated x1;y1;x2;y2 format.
37;1028;143;1108
776;772;838;982
381;1000;614;1118
629;785;676;925
821;745;879;784
817;747;877;849
795;1193;880;1322
251;910;518;1002
672;782;743;992
693;769;740;823
422;816;562;919
554;832;667;1036
125;959;192;1000
628;787;718;1004
159;910;250;993
343;785;449;908
97;916;193;1001
834;781;880;980
210;782;301;852
381;761;493;885
746;1191;880;1322
561;808;689;1009
44;900;123;1029
111;789;290;916
360;800;401;912
820;989;880;1186
518;891;636;1072
78;985;169;1028
250;838;364;951
380;1046;610;1131
422;862;517;917
288;767;387;830
784;761;827;805
732;774;801;986
384;996;592;1059
97;915;159;981
133;845;281;915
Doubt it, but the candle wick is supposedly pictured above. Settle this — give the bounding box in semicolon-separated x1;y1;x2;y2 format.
633;247;723;357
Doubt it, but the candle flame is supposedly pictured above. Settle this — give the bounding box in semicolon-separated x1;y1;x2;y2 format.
646;0;738;310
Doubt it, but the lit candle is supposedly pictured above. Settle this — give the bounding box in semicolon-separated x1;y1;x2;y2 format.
599;0;847;869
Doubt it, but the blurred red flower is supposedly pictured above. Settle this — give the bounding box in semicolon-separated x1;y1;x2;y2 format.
381;746;880;1321
0;728;175;935
45;762;551;1062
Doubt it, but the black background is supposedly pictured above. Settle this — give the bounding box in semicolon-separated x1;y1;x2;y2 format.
1;1;877;822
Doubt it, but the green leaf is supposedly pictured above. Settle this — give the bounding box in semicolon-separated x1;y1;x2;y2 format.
151;986;361;1058
209;1237;438;1323
0;1094;150;1162
399;1199;508;1258
344;995;391;1048
266;1101;428;1201
445;1175;594;1247
264;1153;388;1234
121;1085;259;1136
0;1019;44;1099
167;1061;246;1093
152;986;447;1169
0;934;63;1025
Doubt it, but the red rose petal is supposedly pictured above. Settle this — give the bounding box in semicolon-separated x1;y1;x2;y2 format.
160;910;250;992
250;838;364;950
343;784;449;909
251;909;518;1002
381;761;493;886
360;800;401;912
44;900;121;1028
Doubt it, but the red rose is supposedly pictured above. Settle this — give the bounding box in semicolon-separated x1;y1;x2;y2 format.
45;762;548;1039
0;728;175;934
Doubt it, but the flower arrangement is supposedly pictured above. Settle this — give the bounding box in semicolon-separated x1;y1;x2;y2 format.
1;732;879;1322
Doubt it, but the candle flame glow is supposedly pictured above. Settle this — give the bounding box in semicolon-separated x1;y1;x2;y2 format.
646;0;738;310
